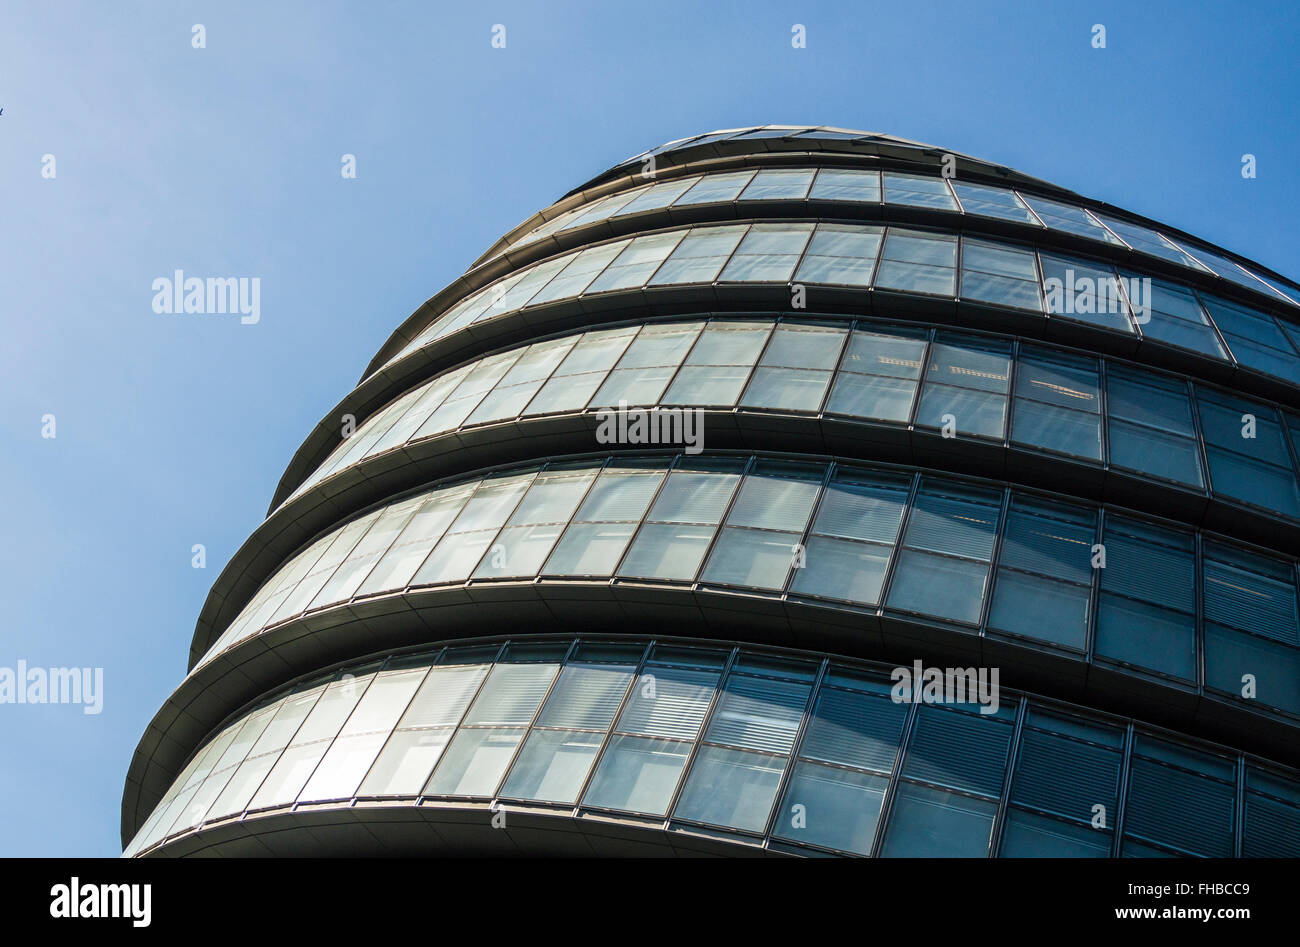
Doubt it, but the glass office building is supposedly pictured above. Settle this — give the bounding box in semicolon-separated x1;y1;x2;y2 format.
124;126;1300;857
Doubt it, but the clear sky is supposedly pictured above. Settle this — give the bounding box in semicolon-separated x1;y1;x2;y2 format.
0;0;1296;857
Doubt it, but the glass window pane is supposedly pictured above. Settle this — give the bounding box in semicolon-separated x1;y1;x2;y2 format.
951;181;1038;224
1135;277;1227;359
1020;195;1124;245
1039;252;1135;333
789;534;892;604
644;465;742;522
500;729;605;804
613;178;697;216
675;170;757;205
875;229;957;294
760;324;848;370
543;522;637;576
582;735;692;816
423;728;525;797
586;233;683;293
1123;739;1235;857
614;665;719;739
725;466;823;531
648;227;745;286
881;782;996;857
1001;810;1112;857
617;522;716;580
774;761;889;854
739;168;814;200
673;746;786;833
1095;519;1196;679
811;168;881;202
357;730;451;796
718;224;813;282
701;528;802;589
462;662;560;726
882;172;958;210
794;224;883;287
537;663;636;729
615;322;704;368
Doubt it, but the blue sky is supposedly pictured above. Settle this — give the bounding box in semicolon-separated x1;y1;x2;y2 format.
0;0;1296;856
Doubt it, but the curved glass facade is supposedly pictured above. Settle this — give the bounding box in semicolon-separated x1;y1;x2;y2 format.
199;453;1300;725
126;637;1300;858
129;127;1300;858
490;165;1300;309
382;221;1300;388
294;317;1300;523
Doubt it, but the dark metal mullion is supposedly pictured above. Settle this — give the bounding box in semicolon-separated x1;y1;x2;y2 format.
659;647;742;830
569;641;655;815
1085;507;1107;663
903;328;934;429
1184;381;1215;502
1234;752;1246;858
977;488;1014;635
1004;338;1020;453
1096;357;1111;472
781;219;818;292
988;698;1028;857
954;229;965;304
868;696;922;858
1027;240;1049;321
874;470;923;613
1110;260;1144;342
944;174;964;216
759;658;830;848
866;221;889;290
1111;723;1136;856
488;639;580;801
1194;531;1206;694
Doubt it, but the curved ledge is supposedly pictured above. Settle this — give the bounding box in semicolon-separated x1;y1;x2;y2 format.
136;801;780;858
